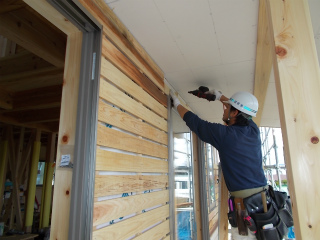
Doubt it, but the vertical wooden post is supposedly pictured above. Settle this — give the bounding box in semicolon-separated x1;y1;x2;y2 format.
40;133;56;229
192;132;202;240
0;128;9;211
50;31;82;240
218;172;229;240
265;0;320;239
25;129;41;233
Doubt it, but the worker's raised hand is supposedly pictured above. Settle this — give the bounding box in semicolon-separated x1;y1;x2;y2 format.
205;89;222;101
169;90;181;109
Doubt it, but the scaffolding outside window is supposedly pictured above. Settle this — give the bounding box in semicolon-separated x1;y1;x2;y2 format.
260;127;288;194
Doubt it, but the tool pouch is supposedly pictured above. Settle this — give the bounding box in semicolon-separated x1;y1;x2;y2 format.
227;197;237;227
243;187;294;240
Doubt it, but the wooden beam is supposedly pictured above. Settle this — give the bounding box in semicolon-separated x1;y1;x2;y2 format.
265;0;320;239
253;0;273;127
0;67;63;92
0;50;52;76
2;107;60;123
0;0;25;14
0;88;13;109
0;7;66;67
12;85;62;110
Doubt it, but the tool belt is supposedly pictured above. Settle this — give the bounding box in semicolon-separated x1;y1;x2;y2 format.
228;185;294;240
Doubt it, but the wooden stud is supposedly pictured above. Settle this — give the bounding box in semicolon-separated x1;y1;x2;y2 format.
24;129;41;232
50;30;83;240
218;172;229;240
0;127;9;212
253;0;273;126
265;0;320;238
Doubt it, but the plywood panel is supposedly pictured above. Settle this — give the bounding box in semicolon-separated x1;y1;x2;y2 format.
92;205;169;240
101;58;167;119
97;125;168;159
134;220;170;240
94;174;168;197
101;37;167;107
100;79;167;132
93;190;169;227
98;100;167;145
96;148;168;173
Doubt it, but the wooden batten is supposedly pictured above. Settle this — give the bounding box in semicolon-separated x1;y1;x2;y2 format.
218;173;229;240
101;37;167;107
92;205;169;240
265;0;320;238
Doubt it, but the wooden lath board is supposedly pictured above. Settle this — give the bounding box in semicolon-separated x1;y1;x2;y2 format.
77;0;164;91
100;58;167;119
99;79;167;132
101;37;167;108
134;219;170;240
92;205;169;240
94;174;168;197
97;124;168;159
98;99;167;145
96;148;168;173
93;190;169;227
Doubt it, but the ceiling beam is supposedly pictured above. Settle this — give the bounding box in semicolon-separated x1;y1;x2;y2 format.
0;88;13;109
0;7;66;67
2;107;60;123
253;0;273;127
0;66;63;92
265;0;320;239
0;0;25;14
0;50;52;76
12;85;62;110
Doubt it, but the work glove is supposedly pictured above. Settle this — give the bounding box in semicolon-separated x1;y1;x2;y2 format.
169;90;181;109
205;89;222;101
188;86;216;101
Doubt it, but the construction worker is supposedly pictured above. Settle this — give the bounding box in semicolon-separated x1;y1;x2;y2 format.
170;89;267;240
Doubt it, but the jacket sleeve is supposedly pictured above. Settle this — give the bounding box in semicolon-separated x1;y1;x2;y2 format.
183;111;226;150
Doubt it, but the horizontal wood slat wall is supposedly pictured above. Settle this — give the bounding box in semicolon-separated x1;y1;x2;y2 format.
90;1;170;237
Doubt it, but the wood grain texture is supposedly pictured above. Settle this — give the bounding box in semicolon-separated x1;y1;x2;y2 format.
98;99;167;145
99;79;167;132
94;174;168;197
0;7;66;67
96;148;168;173
97;124;168;159
50;31;82;240
101;37;167;107
24;0;79;35
253;0;274;127
77;0;164;91
266;0;320;238
92;205;169;240
93;190;169;226
134;220;170;240
218;173;229;240
100;58;167;119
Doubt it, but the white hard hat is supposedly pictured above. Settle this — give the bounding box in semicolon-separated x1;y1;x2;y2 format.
227;91;258;117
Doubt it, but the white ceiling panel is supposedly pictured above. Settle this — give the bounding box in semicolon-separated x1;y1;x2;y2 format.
208;0;259;64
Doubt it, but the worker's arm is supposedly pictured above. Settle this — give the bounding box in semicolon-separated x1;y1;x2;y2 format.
177;104;189;118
